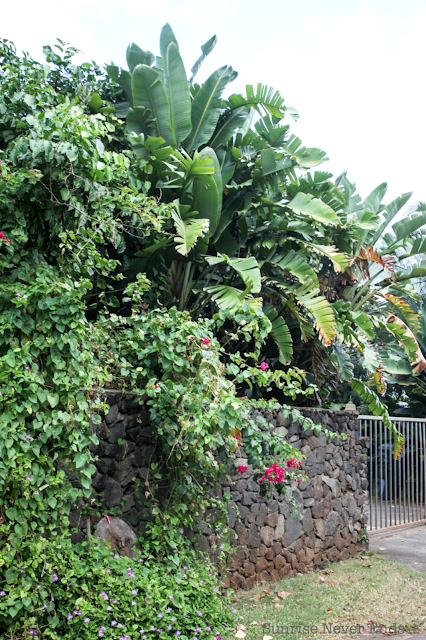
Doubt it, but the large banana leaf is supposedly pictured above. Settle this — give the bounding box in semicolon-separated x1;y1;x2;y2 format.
164;43;192;145
126;43;155;72
216;148;236;185
131;64;176;147
287;192;339;226
209;106;252;149
350;379;404;457
309;243;348;273
272;250;318;285
184;66;237;152
198;147;222;229
172;211;209;256
160;23;179;62
331;343;353;381
206;285;262;310
263;304;292;364
192;174;220;236
295;283;336;345
189;35;217;85
363;182;388;214
368;191;412;245
106;66;133;104
206;255;261;293
392;209;426;241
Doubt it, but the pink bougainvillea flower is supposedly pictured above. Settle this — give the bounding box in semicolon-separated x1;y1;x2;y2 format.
236;465;247;474
260;362;269;371
202;337;211;345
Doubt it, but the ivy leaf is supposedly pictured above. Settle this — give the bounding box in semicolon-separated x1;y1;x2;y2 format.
47;393;59;408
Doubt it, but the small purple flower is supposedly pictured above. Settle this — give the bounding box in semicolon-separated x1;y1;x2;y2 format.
173;549;177;553
35;490;39;495
16;292;20;297
29;632;37;637
20;565;25;573
168;595;173;599
208;573;212;576
107;605;112;611
171;617;175;622
114;554;119;559
36;585;41;589
111;621;117;626
167;607;172;612
117;624;123;628
183;574;187;579
151;626;156;631
199;580;204;584
100;591;109;601
84;618;90;623
43;604;48;609
132;589;137;595
132;601;136;606
106;568;111;573
25;435;31;440
24;365;30;370
67;614;73;620
183;566;187;570
168;624;173;630
26;475;31;480
0;591;5;596
112;599;117;604
183;613;187;618
23;294;28;299
198;610;202;616
176;633;181;637
52;573;58;583
196;627;202;634
157;629;162;634
205;627;211;632
179;528;184;534
73;610;79;615
158;613;163;619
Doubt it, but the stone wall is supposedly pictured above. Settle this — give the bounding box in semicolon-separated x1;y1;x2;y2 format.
69;396;369;590
218;407;369;591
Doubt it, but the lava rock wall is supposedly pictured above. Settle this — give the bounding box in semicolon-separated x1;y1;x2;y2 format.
69;396;369;591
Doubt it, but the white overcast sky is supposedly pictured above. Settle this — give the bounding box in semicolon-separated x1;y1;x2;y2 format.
3;0;426;212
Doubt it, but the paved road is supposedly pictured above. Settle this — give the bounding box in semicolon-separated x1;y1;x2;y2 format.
369;524;426;573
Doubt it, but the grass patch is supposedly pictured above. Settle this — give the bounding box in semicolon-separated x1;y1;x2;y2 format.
223;553;426;640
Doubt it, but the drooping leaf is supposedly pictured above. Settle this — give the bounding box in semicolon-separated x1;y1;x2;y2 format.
172;211;209;256
332;343;353;381
263;304;292;364
350;379;404;458
272;250;318;286
206;254;261;293
287;192;339;226
309;244;348;273
206;285;261;310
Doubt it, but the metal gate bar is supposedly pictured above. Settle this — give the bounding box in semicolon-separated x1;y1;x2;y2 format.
359;415;426;531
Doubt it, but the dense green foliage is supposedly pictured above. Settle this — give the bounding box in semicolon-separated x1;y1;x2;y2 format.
1;22;426;638
1;538;234;639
